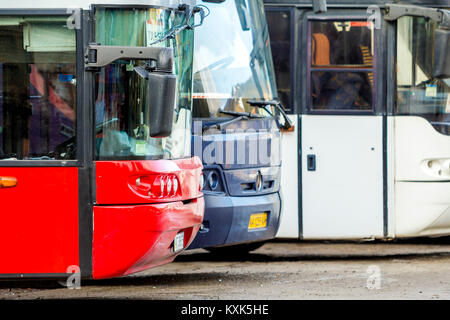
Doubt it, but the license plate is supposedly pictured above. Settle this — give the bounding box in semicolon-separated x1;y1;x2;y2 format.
173;232;184;252
248;213;268;230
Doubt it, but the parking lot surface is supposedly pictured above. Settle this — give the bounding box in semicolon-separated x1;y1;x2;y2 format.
1;239;450;300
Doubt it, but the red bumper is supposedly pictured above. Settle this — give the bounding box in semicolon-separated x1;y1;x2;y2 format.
92;197;204;279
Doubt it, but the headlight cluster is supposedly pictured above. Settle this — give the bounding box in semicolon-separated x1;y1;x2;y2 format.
133;174;181;198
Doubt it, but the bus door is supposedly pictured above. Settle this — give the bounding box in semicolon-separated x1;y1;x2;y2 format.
0;12;82;276
300;14;384;239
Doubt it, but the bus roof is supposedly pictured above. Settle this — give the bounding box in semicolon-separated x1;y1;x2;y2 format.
263;0;449;8
0;0;196;10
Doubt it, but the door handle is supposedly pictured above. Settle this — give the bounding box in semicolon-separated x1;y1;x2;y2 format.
307;155;316;171
0;177;17;188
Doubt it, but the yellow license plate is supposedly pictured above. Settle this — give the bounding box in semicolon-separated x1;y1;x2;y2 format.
248;213;268;230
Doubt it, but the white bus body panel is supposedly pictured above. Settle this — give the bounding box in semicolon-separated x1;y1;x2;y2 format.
394;116;450;182
301;115;384;239
394;116;450;237
276;114;299;238
395;181;450;237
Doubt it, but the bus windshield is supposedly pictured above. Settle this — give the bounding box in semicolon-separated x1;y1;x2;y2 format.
396;16;450;134
192;0;277;119
94;7;194;160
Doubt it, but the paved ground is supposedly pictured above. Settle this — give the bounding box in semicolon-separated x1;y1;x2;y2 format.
1;239;450;300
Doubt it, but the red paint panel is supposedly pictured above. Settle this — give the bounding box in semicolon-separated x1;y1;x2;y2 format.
0;167;79;274
95;157;203;205
92;196;204;279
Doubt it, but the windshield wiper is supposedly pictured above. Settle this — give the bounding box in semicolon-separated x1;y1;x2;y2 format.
219;109;265;119
202;109;264;132
149;5;209;46
247;100;293;131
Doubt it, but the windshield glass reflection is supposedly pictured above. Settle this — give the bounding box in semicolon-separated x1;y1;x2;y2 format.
193;0;277;118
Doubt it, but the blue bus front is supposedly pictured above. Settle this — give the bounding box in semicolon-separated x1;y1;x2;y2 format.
188;0;283;251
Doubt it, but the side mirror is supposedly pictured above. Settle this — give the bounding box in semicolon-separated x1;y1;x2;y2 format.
147;71;177;138
433;28;450;79
135;63;177;138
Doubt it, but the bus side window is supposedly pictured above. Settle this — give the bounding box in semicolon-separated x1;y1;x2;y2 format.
395;16;450;135
0;17;77;160
309;20;375;112
266;9;292;112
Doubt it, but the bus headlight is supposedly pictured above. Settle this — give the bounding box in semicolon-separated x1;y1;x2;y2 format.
207;171;219;191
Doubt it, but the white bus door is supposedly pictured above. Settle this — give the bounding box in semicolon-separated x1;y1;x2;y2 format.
301;115;384;239
301;18;384;239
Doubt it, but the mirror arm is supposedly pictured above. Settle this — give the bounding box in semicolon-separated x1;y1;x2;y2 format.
385;4;450;29
84;44;174;72
439;9;450;30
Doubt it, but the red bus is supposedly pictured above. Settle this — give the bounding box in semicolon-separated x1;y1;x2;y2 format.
0;0;204;280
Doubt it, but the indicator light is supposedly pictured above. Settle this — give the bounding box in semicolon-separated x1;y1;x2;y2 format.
0;177;17;188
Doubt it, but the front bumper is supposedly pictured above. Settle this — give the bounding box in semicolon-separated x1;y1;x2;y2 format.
188;192;281;249
92;197;204;279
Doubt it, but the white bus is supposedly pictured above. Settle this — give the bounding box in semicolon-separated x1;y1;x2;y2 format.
265;0;450;240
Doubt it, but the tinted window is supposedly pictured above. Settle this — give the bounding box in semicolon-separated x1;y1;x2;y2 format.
309;20;375;111
266;9;291;112
0;17;76;160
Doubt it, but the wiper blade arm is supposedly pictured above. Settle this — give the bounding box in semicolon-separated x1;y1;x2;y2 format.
202;115;246;132
202;109;263;133
247;99;279;107
149;5;209;46
219;109;264;118
247;99;293;131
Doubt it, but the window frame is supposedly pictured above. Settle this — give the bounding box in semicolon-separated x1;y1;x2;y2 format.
0;9;84;167
305;13;380;116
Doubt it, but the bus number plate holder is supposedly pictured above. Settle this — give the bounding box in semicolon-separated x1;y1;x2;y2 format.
173;232;184;252
248;213;268;230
